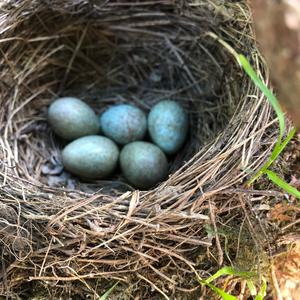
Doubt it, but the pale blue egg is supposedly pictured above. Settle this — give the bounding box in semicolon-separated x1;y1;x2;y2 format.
99;104;147;145
62;135;119;179
48;97;99;140
120;141;168;189
148;100;188;154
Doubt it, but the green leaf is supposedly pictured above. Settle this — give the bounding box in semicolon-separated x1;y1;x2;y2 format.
205;283;238;300
266;170;300;199
99;282;119;300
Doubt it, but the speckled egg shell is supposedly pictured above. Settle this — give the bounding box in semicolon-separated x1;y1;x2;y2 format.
120;141;168;189
148;100;188;155
62;135;119;179
99;104;147;145
48;97;99;140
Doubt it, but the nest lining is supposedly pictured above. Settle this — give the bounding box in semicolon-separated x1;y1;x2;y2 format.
0;0;278;298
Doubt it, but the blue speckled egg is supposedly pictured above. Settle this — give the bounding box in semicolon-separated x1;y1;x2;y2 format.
62;135;119;179
120;141;168;189
148;100;188;154
48;97;99;140
99;104;147;145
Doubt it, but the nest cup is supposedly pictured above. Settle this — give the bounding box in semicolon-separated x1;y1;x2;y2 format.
0;0;275;298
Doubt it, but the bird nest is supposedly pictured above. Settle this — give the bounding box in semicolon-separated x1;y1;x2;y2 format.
0;0;277;298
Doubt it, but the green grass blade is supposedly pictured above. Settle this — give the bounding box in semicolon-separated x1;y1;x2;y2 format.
270;127;296;160
248;127;296;184
208;35;295;192
246;280;257;296
197;266;266;300
254;277;267;300
238;55;293;185
99;282;119;300
202;266;256;284
266;170;300;199
206;283;238;300
238;54;285;142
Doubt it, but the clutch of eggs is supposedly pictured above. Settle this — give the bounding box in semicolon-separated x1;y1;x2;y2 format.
47;97;188;189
